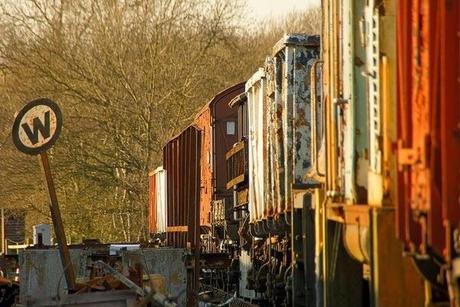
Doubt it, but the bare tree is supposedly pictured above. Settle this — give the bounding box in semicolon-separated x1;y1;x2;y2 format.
0;0;320;242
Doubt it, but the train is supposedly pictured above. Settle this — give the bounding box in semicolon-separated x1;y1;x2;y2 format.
148;1;460;306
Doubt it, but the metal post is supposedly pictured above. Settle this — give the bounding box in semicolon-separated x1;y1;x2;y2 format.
40;152;76;291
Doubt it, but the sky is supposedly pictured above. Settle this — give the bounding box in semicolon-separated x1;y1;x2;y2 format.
245;0;320;21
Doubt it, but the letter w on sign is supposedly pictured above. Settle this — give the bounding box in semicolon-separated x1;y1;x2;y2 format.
12;98;62;155
21;110;51;145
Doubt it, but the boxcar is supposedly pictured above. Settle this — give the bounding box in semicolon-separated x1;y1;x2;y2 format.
149;83;244;240
194;82;244;231
396;0;460;302
227;34;321;305
320;0;425;306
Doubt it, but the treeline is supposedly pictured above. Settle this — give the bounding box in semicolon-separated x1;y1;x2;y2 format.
0;0;319;242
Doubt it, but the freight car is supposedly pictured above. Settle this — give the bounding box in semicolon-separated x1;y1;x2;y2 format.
148;2;459;304
396;0;460;304
318;0;426;306
148;83;244;305
319;0;460;306
148;82;243;244
225;34;321;305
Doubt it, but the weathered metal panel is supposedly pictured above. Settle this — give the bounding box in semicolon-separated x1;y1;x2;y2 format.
195;107;212;227
210;83;244;197
396;0;447;257
272;34;320;213
309;59;326;180
238;250;256;300
273;55;286;216
245;35;320;223
19;249;92;304
163;126;201;249
195;83;244;225
121;248;187;306
265;57;278;215
148;167;167;234
332;0;371;205
163;126;200;306
246;68;266;223
395;0;459;266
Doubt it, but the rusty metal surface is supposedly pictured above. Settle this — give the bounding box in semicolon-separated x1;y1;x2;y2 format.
319;1;429;306
149;167;167;234
396;0;459;259
163;126;201;306
194;106;212;228
210;83;244;197
163;126;201;250
273;35;320;214
148;170;157;235
245;35;320;224
194;83;244;226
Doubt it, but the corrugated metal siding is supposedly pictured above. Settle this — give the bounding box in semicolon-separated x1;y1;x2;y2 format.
163;126;201;249
163;126;201;306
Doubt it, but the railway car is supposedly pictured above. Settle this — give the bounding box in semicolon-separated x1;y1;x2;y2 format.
226;34;321;305
147;1;459;304
318;0;427;306
396;0;460;304
148;83;244;305
148;83;244;243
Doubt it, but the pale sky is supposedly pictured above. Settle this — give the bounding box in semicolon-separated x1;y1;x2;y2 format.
245;0;320;21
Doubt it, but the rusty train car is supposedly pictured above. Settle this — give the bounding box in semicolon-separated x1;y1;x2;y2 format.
148;83;243;243
148;1;459;305
396;0;460;304
318;0;459;306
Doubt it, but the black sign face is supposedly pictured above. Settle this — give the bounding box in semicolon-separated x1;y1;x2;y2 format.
12;98;62;155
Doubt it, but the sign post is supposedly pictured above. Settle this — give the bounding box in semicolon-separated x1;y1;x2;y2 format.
12;98;76;292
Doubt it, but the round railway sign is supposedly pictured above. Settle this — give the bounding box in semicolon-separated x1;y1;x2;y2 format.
12;98;62;155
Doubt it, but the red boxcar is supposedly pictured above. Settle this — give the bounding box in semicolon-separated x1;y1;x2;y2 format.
149;83;244;239
397;0;460;293
194;82;244;228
